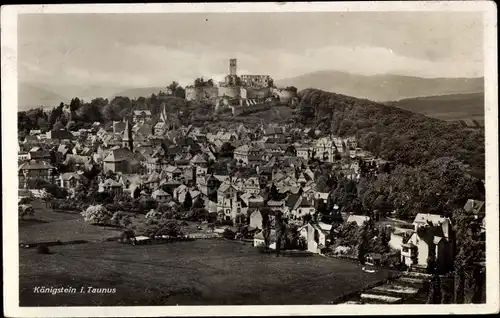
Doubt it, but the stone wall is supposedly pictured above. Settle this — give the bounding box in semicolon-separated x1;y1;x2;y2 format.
185;86;219;102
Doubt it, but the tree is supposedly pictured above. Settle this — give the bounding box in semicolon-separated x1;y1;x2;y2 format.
110;211;126;226
120;215;133;228
275;212;287;256
69;97;82;112
192;197;204;210
222;228;236;240
261;209;271;249
298;103;315;124
36;116;49;132
81;205;112;225
427;273;442;304
183;191;193;211
219;142;235;159
53;119;65;131
133;187;142;199
269;183;279;201
18;204;35;220
143;219;182;237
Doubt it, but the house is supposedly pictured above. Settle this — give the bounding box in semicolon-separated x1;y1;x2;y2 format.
59;172;87;190
233;144;263;165
267;200;285;212
113;121;127;134
253;229;277;248
145;171;162;189
412;213;451;238
190;154;208;178
299;222;329;254
133;110;152;123
243;177;260;195
389;226;414;251
153;121;169;136
46;129;74;141
284;194;316;220
346;214;371;227
216;183;245;221
164;165;183;181
18;152;30;161
151;189;170;202
173;184;200;204
99;178;123;196
197;174;221;197
313;137;338;163
249;209;263;230
119;174;144;197
28;147;51;160
18;160;56;189
240;193;265;208
463;199;485;218
103;148;142;174
401;214;454;270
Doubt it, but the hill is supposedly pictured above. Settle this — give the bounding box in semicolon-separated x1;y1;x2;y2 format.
297;88;484;176
18;83;69;110
386;92;484;122
111;87;169;99
275;71;484;102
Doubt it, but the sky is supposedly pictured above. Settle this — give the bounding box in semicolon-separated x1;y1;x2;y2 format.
18;11;484;89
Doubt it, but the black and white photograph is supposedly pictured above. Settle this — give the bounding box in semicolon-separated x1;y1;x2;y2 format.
2;2;498;317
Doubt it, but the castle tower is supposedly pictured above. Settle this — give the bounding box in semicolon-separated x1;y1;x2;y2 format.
122;118;133;152
229;58;237;76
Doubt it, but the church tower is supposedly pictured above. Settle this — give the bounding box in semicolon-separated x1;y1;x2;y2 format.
229;58;237;76
122;117;133;152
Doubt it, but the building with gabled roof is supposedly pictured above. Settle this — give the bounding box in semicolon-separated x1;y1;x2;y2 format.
299;222;330;254
18;160;56;188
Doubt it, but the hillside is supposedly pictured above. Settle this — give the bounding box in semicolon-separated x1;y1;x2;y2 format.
297;88;484;177
275;71;484;102
111;87;169;99
386;92;484;122
18;83;69;110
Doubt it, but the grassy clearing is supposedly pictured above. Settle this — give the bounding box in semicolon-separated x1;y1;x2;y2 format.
19;199;396;306
20;239;396;306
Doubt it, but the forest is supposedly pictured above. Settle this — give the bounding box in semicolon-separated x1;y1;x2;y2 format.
297;88;485;179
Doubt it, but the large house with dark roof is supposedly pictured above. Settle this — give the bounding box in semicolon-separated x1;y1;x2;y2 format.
18;160;56;188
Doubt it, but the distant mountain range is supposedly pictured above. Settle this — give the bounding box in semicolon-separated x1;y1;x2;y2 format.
275;70;484;102
17;82;172;111
18;70;484;110
18;84;70;110
110;87;169;99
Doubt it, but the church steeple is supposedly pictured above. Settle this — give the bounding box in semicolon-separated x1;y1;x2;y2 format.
123;117;133;152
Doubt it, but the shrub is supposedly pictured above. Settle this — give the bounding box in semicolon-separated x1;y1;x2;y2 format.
110;211;126;226
18;204;35;219
81;205;112;225
222;228;236;240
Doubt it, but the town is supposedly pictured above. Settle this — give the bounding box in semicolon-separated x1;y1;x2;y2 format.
18;59;486;306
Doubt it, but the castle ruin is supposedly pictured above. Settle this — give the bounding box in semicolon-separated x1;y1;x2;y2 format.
185;59;297;114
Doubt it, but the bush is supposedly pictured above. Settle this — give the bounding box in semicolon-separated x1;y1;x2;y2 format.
19;204;35;220
81;205;112;225
222;228;236;240
110;211;126;226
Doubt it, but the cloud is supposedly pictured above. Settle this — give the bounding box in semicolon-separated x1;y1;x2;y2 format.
17;12;484;91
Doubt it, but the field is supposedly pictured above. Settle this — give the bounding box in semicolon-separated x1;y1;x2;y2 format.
19;201;396;306
20;240;395;306
387;92;484;122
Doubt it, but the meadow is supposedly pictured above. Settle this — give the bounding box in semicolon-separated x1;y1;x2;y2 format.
19;201;395;306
